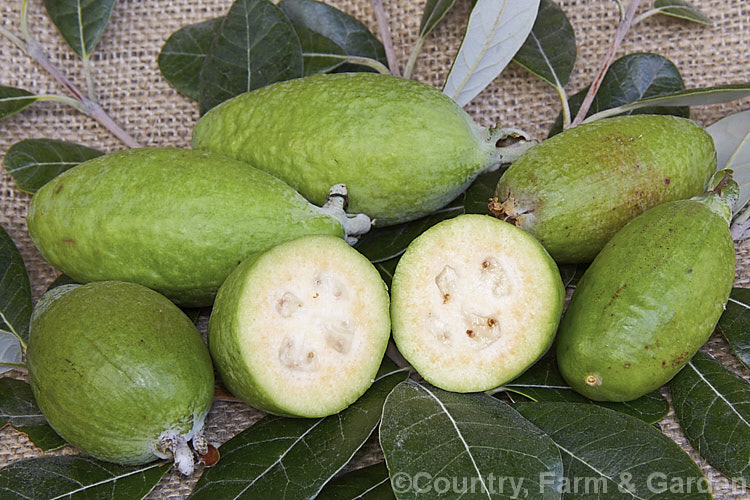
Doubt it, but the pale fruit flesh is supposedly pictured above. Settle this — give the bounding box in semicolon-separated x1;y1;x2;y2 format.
209;235;391;418
391;215;565;392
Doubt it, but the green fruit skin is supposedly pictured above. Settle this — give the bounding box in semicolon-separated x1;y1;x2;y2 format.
495;115;717;263
27;281;214;465
27;148;344;307
556;199;735;401
208;235;391;417
192;72;498;226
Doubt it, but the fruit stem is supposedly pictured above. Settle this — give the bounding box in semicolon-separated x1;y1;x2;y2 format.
692;169;737;226
321;184;372;245
158;431;196;476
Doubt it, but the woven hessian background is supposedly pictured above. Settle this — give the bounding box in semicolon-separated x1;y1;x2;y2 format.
1;0;749;498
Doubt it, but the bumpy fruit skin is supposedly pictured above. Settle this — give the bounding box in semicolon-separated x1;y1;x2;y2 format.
192;72;498;226
208;235;391;418
493;115;717;263
27;281;214;465
556;199;735;401
27;148;345;306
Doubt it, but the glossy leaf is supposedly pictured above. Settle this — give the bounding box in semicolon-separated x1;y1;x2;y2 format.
0;378;66;451
4;139;104;194
418;0;458;38
707;110;750;215
43;0;117;59
198;0;303;114
514;401;712;499
502;356;670;424
550;53;687;135
718;288;750;370
44;274;79;293
513;0;576;88
0;225;31;347
318;462;394;500
653;0;712;25
444;0;541;106
279;0;387;67
380;381;563;499
670;352;750;485
158;18;223;101
190;365;409;499
355;200;463;263
585;83;750;123
0;86;38;121
295;24;347;76
0;455;171;498
374;257;399;289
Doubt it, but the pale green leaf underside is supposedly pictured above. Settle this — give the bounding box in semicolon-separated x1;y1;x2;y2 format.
43;0;117;58
0;331;22;374
707;110;750;215
444;0;541;107
653;0;713;25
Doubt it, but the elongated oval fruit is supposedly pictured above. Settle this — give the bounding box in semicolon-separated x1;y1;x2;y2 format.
390;214;565;392
556;189;735;401
492;115;717;263
27;147;370;307
192;72;506;226
208;235;390;417
27;281;214;475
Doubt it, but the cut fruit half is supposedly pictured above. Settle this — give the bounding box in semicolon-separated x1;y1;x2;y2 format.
208;235;391;417
391;214;565;392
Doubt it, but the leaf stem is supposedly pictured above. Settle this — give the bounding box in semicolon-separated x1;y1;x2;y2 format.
613;0;626;20
35;94;88;113
556;85;572;129
82;57;97;101
0;26;26;51
403;36;426;80
569;0;641;128
1;361;27;370
303;53;391;75
370;0;400;76
632;8;660;26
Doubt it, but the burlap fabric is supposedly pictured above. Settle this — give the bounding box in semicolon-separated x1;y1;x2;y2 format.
0;0;748;497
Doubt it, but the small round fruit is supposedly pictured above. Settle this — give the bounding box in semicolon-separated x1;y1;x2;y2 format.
27;281;214;475
390;214;565;392
208;235;390;417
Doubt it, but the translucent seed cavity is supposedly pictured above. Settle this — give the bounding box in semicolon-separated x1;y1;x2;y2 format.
279;338;319;372
435;265;458;303
428;315;451;344
276;292;303;318
314;273;347;299
462;310;502;349
325;321;355;354
480;258;510;297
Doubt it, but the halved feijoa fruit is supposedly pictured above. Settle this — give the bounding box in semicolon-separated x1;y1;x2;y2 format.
391;214;565;392
208;235;390;417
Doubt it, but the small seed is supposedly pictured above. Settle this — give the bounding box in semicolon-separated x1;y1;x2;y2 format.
466;329;475;337
443;293;450;304
487;318;496;327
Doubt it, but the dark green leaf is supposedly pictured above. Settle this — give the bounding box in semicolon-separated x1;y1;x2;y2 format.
463;169;505;215
0;225;31;346
653;0;712;25
514;402;712;499
502;356;669;424
444;0;540;106
380;381;563;499
418;0;458;39
586;83;750;123
181;307;204;324
279;0;387;67
0;455;171;498
318;462;394;500
295;24;347;76
0;378;66;451
4;139;104;194
198;0;303;114
374;257;399;288
670;352;750;485
43;0;117;58
0;86;38;121
718;288;750;370
550;53;687;135
158;18;223;101
191;365;409;499
513;0;576;88
558;263;586;288
44;274;79;294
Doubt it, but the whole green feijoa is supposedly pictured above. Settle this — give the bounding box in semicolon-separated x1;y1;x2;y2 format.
556;188;735;402
390;214;565;392
26;147;370;306
209;235;390;417
193;72;508;226
492;115;717;263
27;281;214;475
